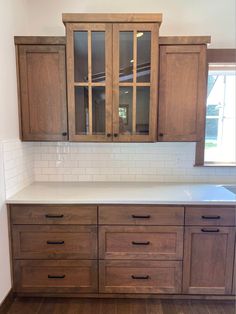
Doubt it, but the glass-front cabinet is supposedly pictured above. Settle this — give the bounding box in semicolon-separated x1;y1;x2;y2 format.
65;15;161;142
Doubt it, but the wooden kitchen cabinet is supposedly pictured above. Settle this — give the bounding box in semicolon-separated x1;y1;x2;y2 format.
183;226;235;294
15;38;68;141
158;43;208;142
64;14;161;142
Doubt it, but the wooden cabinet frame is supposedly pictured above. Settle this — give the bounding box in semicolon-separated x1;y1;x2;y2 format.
112;23;159;142
66;21;159;142
66;23;113;142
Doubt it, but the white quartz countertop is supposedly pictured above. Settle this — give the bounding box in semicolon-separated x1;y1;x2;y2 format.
6;182;236;205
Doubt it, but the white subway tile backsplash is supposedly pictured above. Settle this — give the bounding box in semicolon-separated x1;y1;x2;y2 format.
2;140;236;198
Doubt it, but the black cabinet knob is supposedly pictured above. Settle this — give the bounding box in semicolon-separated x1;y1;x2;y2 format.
62;132;67;136
114;133;118;137
107;133;111;137
159;133;164;137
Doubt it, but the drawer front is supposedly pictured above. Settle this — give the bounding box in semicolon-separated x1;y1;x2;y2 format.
99;260;182;294
185;206;236;226
12;225;97;259
10;205;97;225
14;260;98;293
99;226;183;260
99;205;184;225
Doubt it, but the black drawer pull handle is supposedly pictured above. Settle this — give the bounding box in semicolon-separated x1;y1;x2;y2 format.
201;215;221;220
132;241;150;245
131;275;150;280
45;214;64;219
48;275;65;279
201;228;220;233
46;241;64;245
132;215;151;219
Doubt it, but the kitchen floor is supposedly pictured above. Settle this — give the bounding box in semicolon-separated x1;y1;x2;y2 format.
5;298;235;314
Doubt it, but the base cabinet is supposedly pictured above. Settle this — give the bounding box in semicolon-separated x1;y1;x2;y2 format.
9;204;236;298
183;226;235;294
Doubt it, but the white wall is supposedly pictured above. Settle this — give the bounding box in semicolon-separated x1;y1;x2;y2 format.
23;0;236;47
0;0;29;305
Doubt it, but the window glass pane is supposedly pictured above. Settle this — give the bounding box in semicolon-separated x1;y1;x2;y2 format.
92;32;105;83
75;87;89;134
119;32;133;82
137;31;151;82
119;87;133;134
74;32;88;82
204;64;236;163
92;87;105;134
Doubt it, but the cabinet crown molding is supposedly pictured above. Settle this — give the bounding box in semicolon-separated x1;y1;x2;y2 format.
62;13;162;24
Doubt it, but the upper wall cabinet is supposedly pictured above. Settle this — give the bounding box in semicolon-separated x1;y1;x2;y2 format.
15;38;68;141
158;40;208;142
63;14;162;142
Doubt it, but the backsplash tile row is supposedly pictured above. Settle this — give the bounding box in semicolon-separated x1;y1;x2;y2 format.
34;142;236;183
2;140;34;197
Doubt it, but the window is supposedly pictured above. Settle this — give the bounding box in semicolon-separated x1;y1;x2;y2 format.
196;49;236;166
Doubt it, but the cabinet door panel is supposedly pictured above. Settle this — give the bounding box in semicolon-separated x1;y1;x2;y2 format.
18;45;67;141
14;260;98;294
99;260;182;294
183;226;235;294
158;45;207;142
113;23;159;142
99;226;183;260
67;23;113;142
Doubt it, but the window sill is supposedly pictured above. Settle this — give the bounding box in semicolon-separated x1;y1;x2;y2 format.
195;163;236;167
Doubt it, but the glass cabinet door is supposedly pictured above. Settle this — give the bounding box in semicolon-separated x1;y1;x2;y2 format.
66;23;112;141
113;23;159;142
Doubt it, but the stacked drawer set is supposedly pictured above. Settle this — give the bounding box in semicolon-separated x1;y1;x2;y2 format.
9;204;235;297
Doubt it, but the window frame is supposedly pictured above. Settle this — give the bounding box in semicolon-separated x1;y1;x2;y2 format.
195;48;236;166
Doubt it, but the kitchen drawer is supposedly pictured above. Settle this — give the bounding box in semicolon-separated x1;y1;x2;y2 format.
10;204;97;225
99;226;183;260
12;225;97;259
99;260;182;294
14;260;98;293
185;206;236;226
99;205;184;225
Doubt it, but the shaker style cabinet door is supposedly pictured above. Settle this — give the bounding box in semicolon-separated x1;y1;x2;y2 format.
158;45;207;142
18;45;68;141
112;23;159;142
66;23;113;142
183;226;235;295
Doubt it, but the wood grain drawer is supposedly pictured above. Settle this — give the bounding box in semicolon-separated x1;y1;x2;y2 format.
99;226;183;260
10;205;97;225
185;206;236;226
14;260;98;293
12;225;97;259
99;205;184;225
99;260;182;294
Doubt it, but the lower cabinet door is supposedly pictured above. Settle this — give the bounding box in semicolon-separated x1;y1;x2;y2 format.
183;227;235;294
14;260;98;293
99;260;182;294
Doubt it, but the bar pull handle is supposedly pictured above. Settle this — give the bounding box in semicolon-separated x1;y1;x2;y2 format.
201;215;221;220
48;275;65;279
132;215;151;219
131;275;150;280
132;241;150;245
201;228;220;233
46;241;64;245
45;214;64;219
